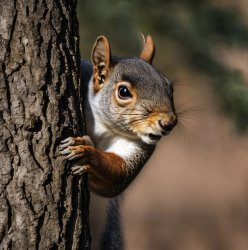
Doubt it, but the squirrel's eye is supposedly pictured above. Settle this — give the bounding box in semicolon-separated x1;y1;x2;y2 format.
118;86;132;100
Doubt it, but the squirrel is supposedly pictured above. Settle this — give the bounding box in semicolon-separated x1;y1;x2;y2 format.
59;35;177;249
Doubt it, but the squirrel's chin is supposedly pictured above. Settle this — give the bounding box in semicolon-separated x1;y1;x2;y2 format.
140;134;161;145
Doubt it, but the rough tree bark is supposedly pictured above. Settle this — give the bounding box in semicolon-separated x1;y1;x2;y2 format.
0;0;90;249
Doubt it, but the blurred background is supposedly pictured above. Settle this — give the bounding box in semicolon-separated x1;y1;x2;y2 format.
77;0;248;249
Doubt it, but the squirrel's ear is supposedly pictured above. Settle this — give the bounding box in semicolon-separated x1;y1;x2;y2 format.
92;36;112;89
140;34;155;64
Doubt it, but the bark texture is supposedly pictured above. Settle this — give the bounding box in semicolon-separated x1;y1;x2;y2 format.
0;0;90;249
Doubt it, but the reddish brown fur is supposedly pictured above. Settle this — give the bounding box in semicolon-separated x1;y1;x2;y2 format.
140;35;155;64
92;66;103;93
92;36;112;94
70;136;93;146
67;145;127;197
129;111;172;134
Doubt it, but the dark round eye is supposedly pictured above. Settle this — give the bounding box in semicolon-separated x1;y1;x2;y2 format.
118;86;132;100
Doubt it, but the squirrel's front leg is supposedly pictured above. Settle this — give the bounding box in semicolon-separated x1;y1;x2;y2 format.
59;136;127;197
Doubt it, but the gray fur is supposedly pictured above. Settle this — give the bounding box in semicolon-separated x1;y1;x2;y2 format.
80;48;176;250
99;58;174;128
100;197;124;250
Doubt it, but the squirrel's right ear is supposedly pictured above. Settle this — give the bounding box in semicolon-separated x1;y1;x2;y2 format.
92;36;112;91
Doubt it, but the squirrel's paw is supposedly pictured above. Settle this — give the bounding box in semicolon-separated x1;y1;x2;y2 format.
59;144;93;174
59;135;94;151
71;165;90;175
59;145;87;160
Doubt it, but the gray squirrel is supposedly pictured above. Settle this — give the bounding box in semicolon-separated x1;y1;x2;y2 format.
59;35;177;249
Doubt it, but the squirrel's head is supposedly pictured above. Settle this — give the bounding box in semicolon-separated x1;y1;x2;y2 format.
91;35;177;145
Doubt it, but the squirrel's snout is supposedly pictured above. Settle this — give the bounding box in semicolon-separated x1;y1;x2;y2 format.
158;114;177;133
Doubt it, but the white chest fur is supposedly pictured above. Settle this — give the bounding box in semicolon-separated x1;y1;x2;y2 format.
90;119;140;161
106;136;139;160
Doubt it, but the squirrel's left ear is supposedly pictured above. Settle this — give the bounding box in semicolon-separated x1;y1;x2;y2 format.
140;34;155;65
92;36;112;90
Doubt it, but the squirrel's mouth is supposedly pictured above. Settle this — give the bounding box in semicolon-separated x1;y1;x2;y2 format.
148;133;162;141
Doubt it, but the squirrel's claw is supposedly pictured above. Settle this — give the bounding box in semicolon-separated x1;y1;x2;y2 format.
61;137;72;144
59;136;94;151
59;137;75;150
60;145;85;160
66;152;84;160
59;148;71;155
71;165;90;175
59;143;91;174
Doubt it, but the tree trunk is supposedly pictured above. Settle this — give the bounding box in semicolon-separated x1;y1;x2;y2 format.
0;0;90;249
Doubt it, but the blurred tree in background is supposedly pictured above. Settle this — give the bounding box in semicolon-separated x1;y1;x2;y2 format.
77;0;248;132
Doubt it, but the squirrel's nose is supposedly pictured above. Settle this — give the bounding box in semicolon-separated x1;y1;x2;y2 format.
159;115;177;132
